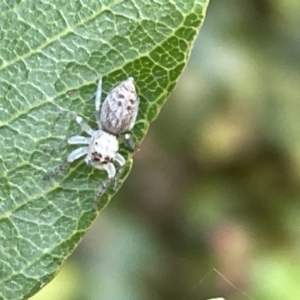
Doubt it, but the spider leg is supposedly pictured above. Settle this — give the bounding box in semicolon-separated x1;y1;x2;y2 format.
95;76;103;128
93;160;122;209
103;162;116;179
121;133;136;151
114;153;126;166
93;177;110;209
43;139;68;152
43;159;69;180
90;160;116;179
91;161;115;209
75;116;94;135
68;135;90;145
67;147;88;162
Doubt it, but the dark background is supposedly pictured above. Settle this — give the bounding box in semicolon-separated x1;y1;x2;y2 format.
32;1;300;299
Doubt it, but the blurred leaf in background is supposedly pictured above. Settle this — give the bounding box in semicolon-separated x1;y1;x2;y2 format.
0;0;209;299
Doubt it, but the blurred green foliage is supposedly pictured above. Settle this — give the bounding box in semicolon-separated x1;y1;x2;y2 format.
32;0;300;299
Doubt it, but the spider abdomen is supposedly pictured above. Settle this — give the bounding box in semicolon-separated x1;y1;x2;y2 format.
100;77;139;134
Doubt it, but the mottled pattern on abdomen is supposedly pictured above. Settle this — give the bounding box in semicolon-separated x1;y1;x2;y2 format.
100;77;138;134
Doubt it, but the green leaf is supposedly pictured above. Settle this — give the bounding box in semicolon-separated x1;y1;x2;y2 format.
0;0;209;299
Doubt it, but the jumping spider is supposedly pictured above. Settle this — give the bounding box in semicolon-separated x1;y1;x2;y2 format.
67;77;139;179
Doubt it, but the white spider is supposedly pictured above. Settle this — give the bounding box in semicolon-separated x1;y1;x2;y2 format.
67;77;139;179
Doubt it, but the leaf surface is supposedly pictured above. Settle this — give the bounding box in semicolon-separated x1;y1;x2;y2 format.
0;0;209;299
